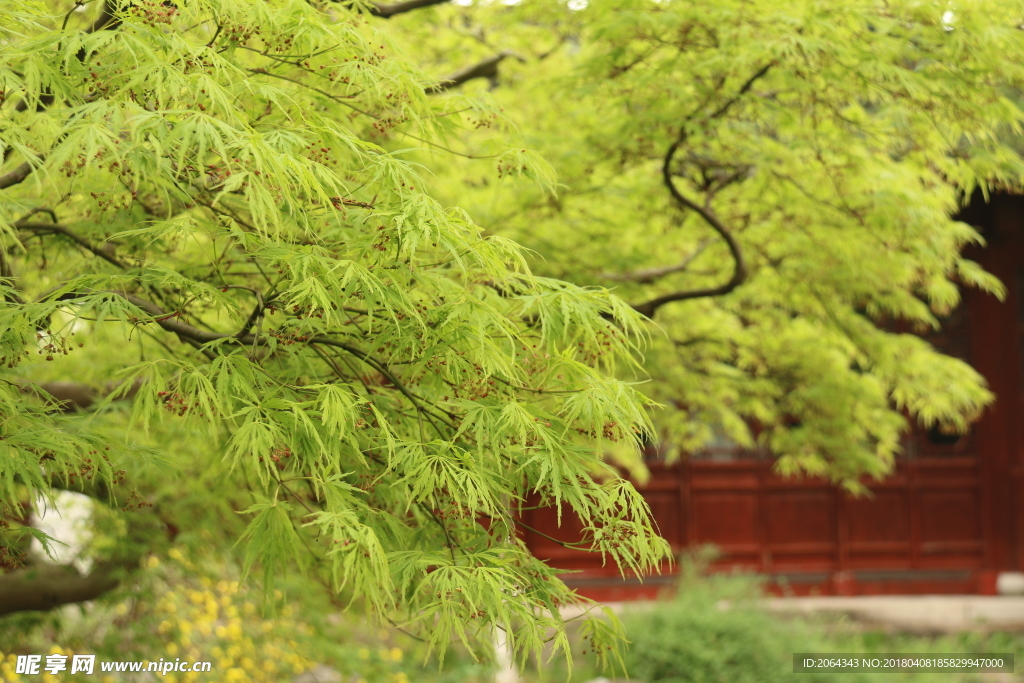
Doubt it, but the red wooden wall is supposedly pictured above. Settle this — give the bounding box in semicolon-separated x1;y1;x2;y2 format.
522;193;1024;600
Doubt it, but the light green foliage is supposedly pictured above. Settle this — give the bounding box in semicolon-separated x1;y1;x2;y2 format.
4;0;1024;671
389;0;1024;488
0;0;669;668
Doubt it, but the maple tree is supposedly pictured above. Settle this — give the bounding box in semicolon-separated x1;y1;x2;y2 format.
3;0;1024;670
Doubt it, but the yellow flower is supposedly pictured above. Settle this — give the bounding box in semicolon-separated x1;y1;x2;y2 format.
357;648;370;660
115;603;129;616
168;548;184;561
167;643;179;657
225;667;247;682
146;555;160;568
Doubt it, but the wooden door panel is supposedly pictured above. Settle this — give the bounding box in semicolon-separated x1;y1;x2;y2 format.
919;490;982;545
846;491;910;544
691;492;759;547
763;490;834;545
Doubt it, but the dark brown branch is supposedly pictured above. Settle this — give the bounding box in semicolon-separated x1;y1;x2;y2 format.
16;222;127;269
426;51;523;94
707;61;774;121
630;139;747;319
630;63;774;320
602;240;711;284
231;286;266;337
367;0;450;18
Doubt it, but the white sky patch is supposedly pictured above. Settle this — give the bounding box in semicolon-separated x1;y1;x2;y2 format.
568;0;588;9
31;491;94;574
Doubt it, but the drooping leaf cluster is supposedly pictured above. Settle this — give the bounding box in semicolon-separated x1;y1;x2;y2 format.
0;0;669;668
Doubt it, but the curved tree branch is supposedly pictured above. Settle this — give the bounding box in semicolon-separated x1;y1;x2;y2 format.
16;222;127;269
367;0;450;18
427;51;524;93
630;63;773;320
603;240;711;284
630;138;747;319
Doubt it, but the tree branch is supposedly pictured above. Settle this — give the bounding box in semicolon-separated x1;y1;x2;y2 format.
16;222;127;269
18;377;145;412
367;0;450;18
602;240;711;284
706;61;774;121
427;51;523;94
630;139;747;319
0;561;127;616
629;63;774;320
0;162;36;191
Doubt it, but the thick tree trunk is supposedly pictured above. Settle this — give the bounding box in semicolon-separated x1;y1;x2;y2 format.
0;562;125;616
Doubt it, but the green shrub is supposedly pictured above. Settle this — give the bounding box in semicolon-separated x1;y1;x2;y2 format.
621;556;867;683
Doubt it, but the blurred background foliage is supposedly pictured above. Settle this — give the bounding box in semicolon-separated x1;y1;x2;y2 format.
3;549;1024;682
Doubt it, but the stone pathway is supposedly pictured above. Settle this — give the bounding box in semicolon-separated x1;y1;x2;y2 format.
764;596;1024;632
